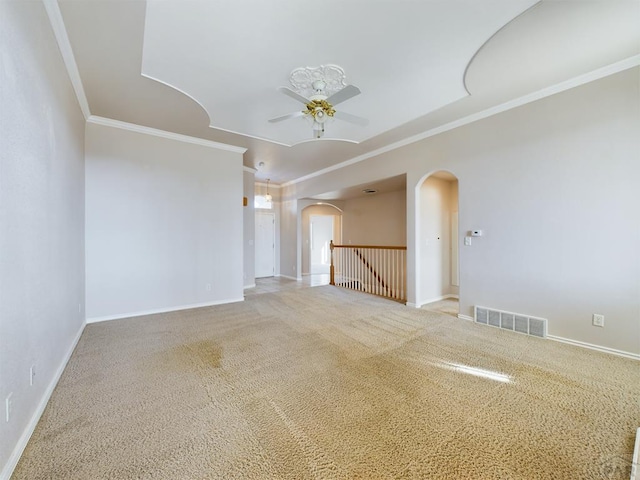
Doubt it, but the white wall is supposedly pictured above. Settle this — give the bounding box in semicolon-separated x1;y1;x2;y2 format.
280;198;299;279
450;180;459;295
243;169;255;288
0;1;86;475
85;122;244;320
342;190;406;246
280;67;640;355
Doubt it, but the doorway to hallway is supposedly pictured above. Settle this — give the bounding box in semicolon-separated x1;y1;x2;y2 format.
309;214;334;275
418;171;460;312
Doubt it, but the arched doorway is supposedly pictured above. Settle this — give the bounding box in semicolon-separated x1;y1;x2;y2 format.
417;171;460;316
301;204;342;285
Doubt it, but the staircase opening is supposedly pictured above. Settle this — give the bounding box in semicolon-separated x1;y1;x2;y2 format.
330;243;407;302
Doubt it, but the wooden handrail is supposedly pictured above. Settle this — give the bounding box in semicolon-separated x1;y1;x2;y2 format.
331;244;406;250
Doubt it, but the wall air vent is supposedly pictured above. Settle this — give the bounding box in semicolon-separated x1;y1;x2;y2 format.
475;306;547;338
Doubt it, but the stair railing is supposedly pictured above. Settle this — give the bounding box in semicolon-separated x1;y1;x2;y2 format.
330;241;407;302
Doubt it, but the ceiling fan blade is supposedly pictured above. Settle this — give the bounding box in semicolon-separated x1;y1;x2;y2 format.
326;85;361;106
268;111;305;123
334;110;369;126
278;86;311;105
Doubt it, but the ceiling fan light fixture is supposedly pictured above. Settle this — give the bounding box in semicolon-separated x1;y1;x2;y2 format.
270;65;367;139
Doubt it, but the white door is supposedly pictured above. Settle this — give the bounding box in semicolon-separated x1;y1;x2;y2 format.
310;215;334;274
255;212;275;278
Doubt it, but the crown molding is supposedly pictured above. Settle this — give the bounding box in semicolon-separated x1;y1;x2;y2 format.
282;55;640;187
87;116;247;154
43;0;91;120
243;166;258;173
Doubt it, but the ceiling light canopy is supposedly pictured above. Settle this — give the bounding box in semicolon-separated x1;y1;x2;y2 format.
290;65;347;98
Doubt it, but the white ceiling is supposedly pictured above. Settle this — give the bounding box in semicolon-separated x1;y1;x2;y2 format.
140;0;534;146
58;0;640;186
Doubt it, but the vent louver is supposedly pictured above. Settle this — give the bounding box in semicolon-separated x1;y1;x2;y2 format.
475;306;547;338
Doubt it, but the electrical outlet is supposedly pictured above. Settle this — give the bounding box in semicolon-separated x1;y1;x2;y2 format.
464;236;472;246
30;365;36;386
592;314;605;327
5;393;13;422
205;283;212;291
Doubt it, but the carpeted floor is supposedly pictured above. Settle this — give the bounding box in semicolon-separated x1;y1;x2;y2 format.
13;285;640;479
421;298;459;318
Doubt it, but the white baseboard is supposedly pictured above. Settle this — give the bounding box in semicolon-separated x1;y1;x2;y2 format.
406;302;418;308
416;295;459;308
86;297;245;324
547;335;640;361
0;321;85;480
457;314;474;322
243;283;256;290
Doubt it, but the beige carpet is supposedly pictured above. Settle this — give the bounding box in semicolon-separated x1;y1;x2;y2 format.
421;298;459;318
13;286;640;479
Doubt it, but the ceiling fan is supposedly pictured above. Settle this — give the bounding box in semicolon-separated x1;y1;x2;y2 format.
269;80;369;138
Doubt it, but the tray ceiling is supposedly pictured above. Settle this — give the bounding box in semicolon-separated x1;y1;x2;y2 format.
57;0;640;184
141;0;535;146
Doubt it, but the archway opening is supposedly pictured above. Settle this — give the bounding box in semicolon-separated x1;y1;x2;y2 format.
301;204;342;286
418;171;460;317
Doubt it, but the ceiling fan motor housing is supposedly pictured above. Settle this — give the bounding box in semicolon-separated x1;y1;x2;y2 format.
306;99;335;123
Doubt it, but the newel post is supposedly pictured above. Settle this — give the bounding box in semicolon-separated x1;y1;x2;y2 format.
330;240;335;285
